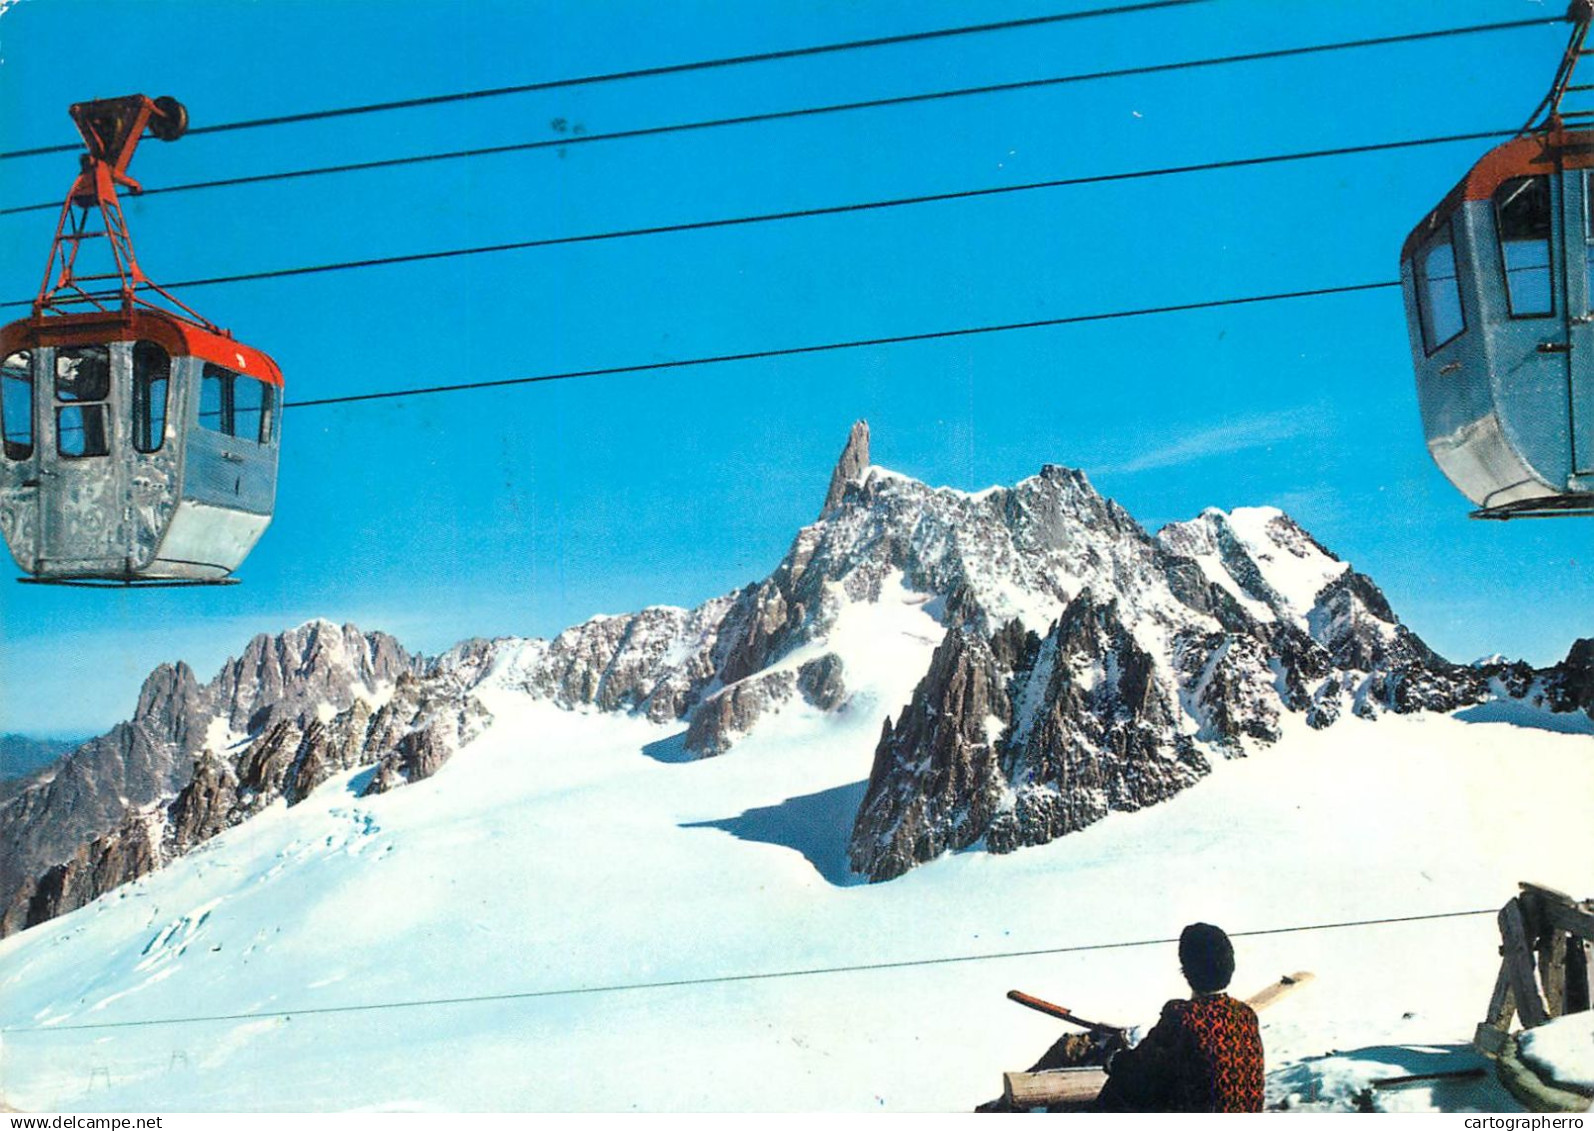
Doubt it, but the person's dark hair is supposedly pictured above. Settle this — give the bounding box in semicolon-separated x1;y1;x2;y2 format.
1179;922;1235;992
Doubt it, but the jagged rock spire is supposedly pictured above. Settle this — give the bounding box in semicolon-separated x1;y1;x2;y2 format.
821;420;870;517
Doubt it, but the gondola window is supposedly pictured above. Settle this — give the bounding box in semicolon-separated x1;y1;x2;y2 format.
55;345;109;458
1417;223;1465;353
234;372;272;444
1;350;31;461
1585;171;1594;314
132;341;170;454
1495;175;1554;317
200;362;274;443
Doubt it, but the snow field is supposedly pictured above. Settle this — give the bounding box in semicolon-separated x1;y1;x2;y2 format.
1;658;1590;1110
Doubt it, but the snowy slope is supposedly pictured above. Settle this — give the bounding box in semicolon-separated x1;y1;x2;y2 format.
1;693;1590;1112
1157;505;1349;629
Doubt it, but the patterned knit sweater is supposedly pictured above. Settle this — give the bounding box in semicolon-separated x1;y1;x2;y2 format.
1096;992;1265;1112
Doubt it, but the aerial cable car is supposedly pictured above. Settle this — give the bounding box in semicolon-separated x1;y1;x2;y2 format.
1401;0;1594;519
0;95;282;585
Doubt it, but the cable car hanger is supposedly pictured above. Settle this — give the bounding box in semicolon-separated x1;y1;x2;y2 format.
33;96;219;331
1399;0;1594;520
0;95;284;587
1519;0;1594;136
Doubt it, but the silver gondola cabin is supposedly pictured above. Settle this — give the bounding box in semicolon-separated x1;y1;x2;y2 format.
1400;3;1594;519
0;94;283;584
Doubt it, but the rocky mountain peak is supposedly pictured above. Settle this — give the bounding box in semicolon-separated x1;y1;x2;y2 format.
132;662;204;748
0;620;436;936
1559;638;1594;704
211;621;418;735
821;419;871;517
1155;506;1349;631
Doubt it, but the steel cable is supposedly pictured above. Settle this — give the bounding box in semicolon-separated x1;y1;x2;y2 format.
0;0;1206;161
0;907;1493;1034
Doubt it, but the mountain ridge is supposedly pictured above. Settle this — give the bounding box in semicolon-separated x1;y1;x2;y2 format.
5;422;1592;933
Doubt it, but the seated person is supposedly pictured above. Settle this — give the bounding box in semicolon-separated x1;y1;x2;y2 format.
1094;923;1265;1112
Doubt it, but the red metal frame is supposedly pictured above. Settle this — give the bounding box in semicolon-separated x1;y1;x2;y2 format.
0;309;283;387
32;95;220;332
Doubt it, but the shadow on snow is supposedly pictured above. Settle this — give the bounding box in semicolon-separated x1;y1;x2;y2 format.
682;780;870;887
1270;1042;1516;1113
640;731;697;764
1454;700;1594;736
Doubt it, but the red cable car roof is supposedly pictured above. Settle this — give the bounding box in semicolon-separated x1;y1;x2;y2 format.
1400;128;1594;264
0;308;282;387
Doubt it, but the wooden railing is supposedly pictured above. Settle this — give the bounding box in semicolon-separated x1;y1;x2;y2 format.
1475;882;1594;1055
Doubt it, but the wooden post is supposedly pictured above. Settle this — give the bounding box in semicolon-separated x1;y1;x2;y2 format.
1521;884;1565;1020
1478;884;1594;1056
1519;881;1579;906
1543;898;1594;942
1519;882;1594;1017
1541;932;1568;1019
1500;898;1549;1028
1567;937;1592;1015
1475;961;1517;1057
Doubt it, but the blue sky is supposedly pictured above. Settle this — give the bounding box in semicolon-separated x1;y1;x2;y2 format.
0;0;1589;736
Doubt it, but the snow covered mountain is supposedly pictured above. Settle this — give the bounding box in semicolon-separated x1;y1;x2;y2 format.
0;624;479;935
5;423;1592;936
846;481;1500;880
2;423;1592;1114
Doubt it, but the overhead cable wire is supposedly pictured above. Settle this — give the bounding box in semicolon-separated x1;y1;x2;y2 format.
1;907;1492;1034
0;127;1510;312
282;280;1399;411
0;17;1552;215
0;0;1205;161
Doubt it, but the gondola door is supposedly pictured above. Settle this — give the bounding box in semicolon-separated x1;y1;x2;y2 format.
39;342;125;572
1569;168;1594;485
1491;172;1575;495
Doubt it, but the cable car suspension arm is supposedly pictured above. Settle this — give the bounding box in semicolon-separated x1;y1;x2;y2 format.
33;95;220;332
1521;0;1594;134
